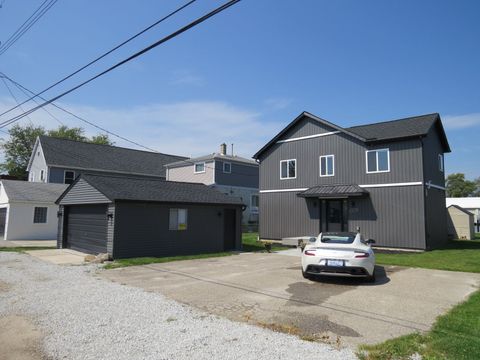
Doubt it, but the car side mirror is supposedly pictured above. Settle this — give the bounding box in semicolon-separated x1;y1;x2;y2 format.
366;239;376;245
308;237;316;243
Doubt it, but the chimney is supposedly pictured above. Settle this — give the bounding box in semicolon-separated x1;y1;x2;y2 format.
220;143;227;156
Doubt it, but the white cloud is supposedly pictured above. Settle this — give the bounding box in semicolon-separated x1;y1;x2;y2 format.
169;70;204;87
264;97;293;111
442;113;480;129
0;98;282;159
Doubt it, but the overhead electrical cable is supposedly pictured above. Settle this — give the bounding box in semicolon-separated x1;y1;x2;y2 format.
0;0;241;129
0;0;197;119
0;0;59;56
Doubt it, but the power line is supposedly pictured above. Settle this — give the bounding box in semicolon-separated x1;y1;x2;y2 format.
0;76;35;126
0;72;158;152
0;0;197;120
0;0;58;56
0;0;241;129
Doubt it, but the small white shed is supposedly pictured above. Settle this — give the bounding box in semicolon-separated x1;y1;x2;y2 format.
446;205;475;240
446;197;480;233
0;180;67;240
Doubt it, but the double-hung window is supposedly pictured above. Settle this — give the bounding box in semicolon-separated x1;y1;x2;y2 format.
194;162;205;173
319;155;334;177
223;162;231;173
280;159;296;179
33;207;47;223
64;171;75;184
169;208;188;231
366;149;390;173
438;154;444;172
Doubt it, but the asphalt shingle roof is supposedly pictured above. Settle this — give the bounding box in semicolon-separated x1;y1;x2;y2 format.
39;136;187;178
346;113;439;141
2;180;68;203
166;153;258;168
66;174;244;206
297;184;368;198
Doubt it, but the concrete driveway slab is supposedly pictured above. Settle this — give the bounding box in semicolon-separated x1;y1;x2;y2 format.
25;249;87;265
0;240;56;248
101;253;480;348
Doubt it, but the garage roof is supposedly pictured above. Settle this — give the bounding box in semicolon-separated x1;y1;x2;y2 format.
57;174;245;206
1;180;68;203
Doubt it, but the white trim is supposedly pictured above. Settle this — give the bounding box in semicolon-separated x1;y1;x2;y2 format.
194;162;206;174
260;188;308;193
277;131;340;144
359;182;422;188
223;162;232;174
366;148;390;174
426;181;446;191
280;159;297;180
319;154;334;177
63;170;75;184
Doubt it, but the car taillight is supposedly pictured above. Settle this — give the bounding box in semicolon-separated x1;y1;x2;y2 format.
304;250;316;256
354;252;369;258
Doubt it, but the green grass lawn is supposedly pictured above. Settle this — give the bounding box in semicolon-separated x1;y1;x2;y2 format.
358;289;480;360
376;239;480;273
0;246;56;253
105;232;286;269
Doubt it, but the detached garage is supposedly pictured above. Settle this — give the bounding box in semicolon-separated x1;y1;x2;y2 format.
56;174;244;259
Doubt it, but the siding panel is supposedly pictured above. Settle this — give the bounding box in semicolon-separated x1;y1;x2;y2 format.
59;179;111;205
167;161;215;185
214;160;259;188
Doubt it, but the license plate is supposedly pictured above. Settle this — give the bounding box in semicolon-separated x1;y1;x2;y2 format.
327;259;344;267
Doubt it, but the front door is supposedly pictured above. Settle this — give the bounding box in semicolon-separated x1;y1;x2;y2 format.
325;200;347;232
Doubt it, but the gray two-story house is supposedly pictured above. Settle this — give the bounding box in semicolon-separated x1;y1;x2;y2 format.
253;112;450;250
27;136;187;184
165;144;259;225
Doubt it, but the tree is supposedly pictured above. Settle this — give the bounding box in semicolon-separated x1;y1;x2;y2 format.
473;177;480;197
446;173;476;197
0;124;113;179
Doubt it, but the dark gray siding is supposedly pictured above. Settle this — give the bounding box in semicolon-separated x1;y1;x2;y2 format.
57;206;65;249
259;130;423;191
260;186;426;249
422;125;446;187
282;117;335;139
59;179;111;204
424;187;448;248
112;201;242;259
65;205;108;254
214;160;259;188
107;203;115;256
49;167;164;184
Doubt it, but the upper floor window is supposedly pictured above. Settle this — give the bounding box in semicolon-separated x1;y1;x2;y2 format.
319;155;334;177
223;162;231;174
194;162;205;173
40;170;45;182
251;194;259;208
280;159;296;179
366;149;390;173
438;154;444;172
64;171;75;184
33;207;47;224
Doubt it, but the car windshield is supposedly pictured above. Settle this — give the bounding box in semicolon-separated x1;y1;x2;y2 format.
321;232;356;244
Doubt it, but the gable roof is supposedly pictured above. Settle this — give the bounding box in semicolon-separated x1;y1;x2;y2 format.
32;136;187;178
447;204;474;216
253;111;450;159
165;152;258;168
57;173;244;206
1;180;68;203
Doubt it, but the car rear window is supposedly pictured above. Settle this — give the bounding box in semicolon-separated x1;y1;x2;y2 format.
321;233;355;244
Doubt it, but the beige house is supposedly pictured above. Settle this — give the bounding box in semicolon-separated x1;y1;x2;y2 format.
447;205;474;240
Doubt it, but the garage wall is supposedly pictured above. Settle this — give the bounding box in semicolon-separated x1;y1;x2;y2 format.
5;203;59;240
112;201;241;259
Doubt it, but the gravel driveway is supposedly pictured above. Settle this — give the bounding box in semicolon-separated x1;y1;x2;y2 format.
0;252;356;360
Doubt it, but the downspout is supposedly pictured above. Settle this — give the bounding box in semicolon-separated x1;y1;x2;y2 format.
420;137;429;249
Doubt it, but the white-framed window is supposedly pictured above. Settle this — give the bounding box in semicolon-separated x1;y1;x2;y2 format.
280;159;296;179
64;170;75;184
366;149;390;173
223;162;231;174
319;155;334;177
40;170;45;182
169;208;188;231
438;154;444;172
33;207;47;223
30;172;35;182
251;194;259;207
194;162;205;173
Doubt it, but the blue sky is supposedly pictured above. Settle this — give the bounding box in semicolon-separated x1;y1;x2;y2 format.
0;0;478;178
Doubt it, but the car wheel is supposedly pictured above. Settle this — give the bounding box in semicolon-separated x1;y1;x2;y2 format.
302;270;312;280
